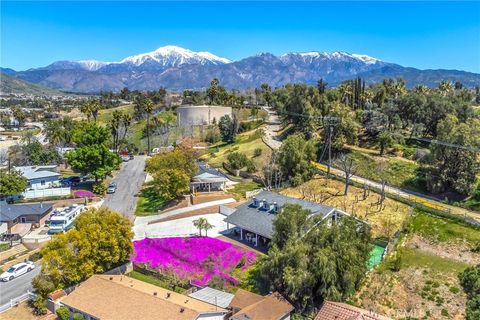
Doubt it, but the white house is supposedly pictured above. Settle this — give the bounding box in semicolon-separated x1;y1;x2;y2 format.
15;166;71;199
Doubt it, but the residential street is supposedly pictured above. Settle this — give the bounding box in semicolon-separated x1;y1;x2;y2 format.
0;266;40;306
102;156;147;220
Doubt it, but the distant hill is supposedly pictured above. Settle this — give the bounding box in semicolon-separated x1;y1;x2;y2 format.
0;73;66;96
4;45;480;93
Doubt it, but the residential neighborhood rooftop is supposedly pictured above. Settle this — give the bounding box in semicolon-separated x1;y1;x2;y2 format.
188;287;234;308
230;291;294;320
0;201;53;222
60;275;226;320
314;301;391;320
224;191;336;239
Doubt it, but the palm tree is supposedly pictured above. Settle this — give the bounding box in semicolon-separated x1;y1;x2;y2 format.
203;220;213;236
143;99;154;154
438;80;453;96
413;84;429;95
21;130;35;145
193;218;204;236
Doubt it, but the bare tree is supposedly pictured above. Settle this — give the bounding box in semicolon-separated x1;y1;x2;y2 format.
337;154;357;196
262;151;283;189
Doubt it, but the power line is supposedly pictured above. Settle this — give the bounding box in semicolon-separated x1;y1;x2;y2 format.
274;109;479;153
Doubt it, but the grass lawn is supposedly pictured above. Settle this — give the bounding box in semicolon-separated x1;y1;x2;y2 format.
0;243;11;252
354;210;476;319
400;248;470;273
347;149;423;192
228;181;262;200
96;104;135;124
282;176;411;238
135;186;168;216
408;211;480;244
126;270;186;294
202;128;272;175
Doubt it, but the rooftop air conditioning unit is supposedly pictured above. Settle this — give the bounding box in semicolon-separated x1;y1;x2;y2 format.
252;197;258;207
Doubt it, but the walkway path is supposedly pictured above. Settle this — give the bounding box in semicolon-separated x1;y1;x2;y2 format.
262;106;282;150
312;162;480;222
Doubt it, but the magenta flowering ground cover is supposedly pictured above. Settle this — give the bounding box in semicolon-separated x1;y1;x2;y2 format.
132;237;256;287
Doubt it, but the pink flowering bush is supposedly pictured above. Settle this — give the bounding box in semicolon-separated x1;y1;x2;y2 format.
132;237;256;287
73;190;95;198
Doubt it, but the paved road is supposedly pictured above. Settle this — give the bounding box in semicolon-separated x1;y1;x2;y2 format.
262;106;282;150
102;156;147;220
0;266;40;306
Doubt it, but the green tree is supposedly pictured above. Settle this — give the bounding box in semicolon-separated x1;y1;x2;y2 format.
56;306;70;320
66;122;121;181
277;133;317;186
0;169;28;197
227;152;248;170
146;149;198;199
142;98;154;153
218;115;236;143
377;131;393;156
426;115;480;194
80;100;101;122
32;208;132;313
259;204;372;311
459;264;480;320
193;217;213;236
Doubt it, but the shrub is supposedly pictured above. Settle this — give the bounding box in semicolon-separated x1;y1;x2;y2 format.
92;181;107;195
449;286;460;294
29;251;42;262
227;152;248;170
246;160;256;173
73;313;85;320
253;148;262;157
389;254;402;272
441;309;449;317
56;306;70;320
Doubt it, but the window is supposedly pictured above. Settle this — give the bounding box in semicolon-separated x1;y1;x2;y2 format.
21;217;26;223
41;180;46;186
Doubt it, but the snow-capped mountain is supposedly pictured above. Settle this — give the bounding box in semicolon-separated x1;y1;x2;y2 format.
119;45;231;67
5;45;480;92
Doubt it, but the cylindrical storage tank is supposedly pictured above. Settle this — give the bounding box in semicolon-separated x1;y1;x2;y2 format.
177;105;232;127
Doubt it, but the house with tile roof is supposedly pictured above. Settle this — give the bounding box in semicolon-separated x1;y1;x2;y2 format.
314;301;391;320
57;275;228;320
228;289;294;320
224;190;348;247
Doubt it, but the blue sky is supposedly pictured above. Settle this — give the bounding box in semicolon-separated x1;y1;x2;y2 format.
1;1;479;72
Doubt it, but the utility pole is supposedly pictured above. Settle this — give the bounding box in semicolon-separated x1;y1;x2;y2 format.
327;125;332;177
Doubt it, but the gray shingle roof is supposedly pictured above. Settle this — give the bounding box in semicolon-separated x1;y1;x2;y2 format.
224;191;335;239
0;202;53;222
188;287;234;308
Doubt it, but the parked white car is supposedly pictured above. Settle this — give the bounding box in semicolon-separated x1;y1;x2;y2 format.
0;261;35;282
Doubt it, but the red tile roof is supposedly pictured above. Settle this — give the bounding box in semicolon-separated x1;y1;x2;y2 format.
315;301;391;320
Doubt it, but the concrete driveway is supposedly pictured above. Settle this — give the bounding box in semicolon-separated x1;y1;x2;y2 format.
0;265;40;306
102;156;147;220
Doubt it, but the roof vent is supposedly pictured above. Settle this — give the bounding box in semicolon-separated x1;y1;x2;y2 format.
153;292;157;296
252;197;258;207
273;202;278;213
263;199;269;210
167;292;171;298
109;277;113;280
180;308;185;313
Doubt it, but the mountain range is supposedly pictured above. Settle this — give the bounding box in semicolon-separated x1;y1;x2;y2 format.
2;45;479;93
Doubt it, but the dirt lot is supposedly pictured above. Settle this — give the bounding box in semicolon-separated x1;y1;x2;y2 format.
282;177;412;238
356;265;467;319
407;234;480;265
1;302;56;320
355;212;478;319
